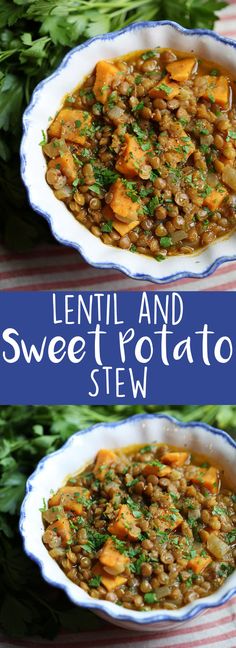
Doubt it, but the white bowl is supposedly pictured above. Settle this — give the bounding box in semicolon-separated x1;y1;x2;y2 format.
21;21;236;284
19;414;236;632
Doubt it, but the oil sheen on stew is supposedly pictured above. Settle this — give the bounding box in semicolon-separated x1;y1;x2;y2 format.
44;48;236;260
42;443;236;611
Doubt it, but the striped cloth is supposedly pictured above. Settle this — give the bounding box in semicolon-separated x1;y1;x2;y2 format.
1;596;236;647
1;0;236;292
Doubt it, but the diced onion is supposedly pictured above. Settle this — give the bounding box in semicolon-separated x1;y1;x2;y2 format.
222;165;236;191
54;186;72;200
154;586;171;599
207;533;231;561
107;107;125;124
171;230;188;243
207;172;218;188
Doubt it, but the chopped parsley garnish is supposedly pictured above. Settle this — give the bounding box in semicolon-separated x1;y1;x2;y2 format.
79;88;95;100
188;517;197;529
226;529;236;543
132;553;146;574
93;102;103;113
93;165;118;189
178;117;188;127
126;477;139;487
226;130;236;141
89;184;101;195
147;195;159;216
141;50;158;60
39;129;47;146
39;498;47;512
140;444;155;454
125;496;142;519
158;82;172;95
122;179;139;202
88;575;101;587
218;563;234;578
160;236;172;248
112;537;128;554
212;506;225;516
144;592;157;603
132;101;145;112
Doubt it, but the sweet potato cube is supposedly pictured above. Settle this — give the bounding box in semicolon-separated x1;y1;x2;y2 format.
48;151;77;184
166;58;196;82
188;555;212;574
93;562;127;591
160;130;195;164
143;462;171;478
112;219;139;237
115;134;146;176
47;518;71;546
63;488;90;515
156;508;183;531
161;452;189;467
202;467;220;494
94;448;116;481
49;486;90;515
93;60;118;104
176;132;195;161
61;111;92;145
190;466;219;494
108;504;140;541
149;75;180;100
110;178;141;223
201;76;230;107
48;109;91;144
49;486;82;507
62;500;83;515
203;187;228;211
99;538;129;575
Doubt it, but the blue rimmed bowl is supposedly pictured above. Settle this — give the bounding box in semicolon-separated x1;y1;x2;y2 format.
19;413;236;632
20;21;236;284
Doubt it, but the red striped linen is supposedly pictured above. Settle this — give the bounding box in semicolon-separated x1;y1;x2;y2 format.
1;0;236;291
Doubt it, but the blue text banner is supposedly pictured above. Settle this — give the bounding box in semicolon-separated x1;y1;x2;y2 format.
0;291;234;404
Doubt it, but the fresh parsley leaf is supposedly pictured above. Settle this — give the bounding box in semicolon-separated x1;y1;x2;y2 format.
144;592;157;603
39;129;47;146
160;236;172;248
88;575;101;587
101;220;113;233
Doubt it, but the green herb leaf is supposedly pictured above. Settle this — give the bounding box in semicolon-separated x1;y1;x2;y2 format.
101;220;113;233
144;592;157;603
88;575;101;587
39;129;47;146
141;50;158;60
160;236;172;248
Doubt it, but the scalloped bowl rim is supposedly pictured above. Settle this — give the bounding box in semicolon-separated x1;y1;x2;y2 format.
20;21;236;284
19;413;236;627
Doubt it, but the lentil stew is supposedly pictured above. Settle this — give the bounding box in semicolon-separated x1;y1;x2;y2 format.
42;443;236;611
43;47;236;259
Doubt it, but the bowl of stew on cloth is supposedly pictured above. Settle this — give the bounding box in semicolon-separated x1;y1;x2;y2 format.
21;21;236;284
20;414;236;632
